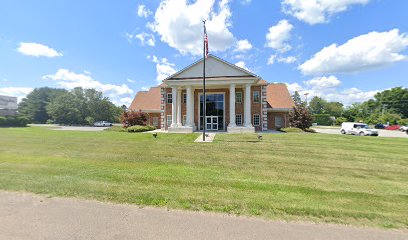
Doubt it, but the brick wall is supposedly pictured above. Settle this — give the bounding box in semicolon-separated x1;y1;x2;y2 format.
267;112;290;129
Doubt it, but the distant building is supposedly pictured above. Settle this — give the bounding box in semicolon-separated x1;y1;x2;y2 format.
0;95;18;116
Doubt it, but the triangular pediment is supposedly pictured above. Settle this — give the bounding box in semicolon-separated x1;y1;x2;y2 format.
166;55;259;80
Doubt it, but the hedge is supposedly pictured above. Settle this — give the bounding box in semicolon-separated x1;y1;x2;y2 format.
0;116;29;127
127;125;156;132
280;127;303;133
313;114;333;126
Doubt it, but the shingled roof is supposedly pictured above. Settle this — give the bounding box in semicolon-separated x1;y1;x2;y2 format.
265;83;295;109
128;87;161;112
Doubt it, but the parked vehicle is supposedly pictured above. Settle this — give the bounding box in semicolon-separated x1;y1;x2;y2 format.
385;125;400;131
340;122;379;136
93;121;112;127
399;126;408;131
374;123;386;129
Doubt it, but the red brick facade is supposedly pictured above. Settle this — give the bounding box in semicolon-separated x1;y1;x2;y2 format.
163;86;266;131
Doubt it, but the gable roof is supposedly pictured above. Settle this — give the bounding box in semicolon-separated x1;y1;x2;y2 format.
266;83;295;109
129;87;161;112
165;54;261;81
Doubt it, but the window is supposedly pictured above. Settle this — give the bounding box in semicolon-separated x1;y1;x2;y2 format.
167;115;172;127
236;114;242;126
183;115;186;126
235;92;242;103
152;117;159;127
253;114;260;126
167;93;172;104
253;91;260;103
183;93;187;103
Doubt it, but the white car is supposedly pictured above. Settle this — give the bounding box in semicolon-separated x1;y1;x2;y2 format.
399;126;408;131
93;121;112;127
340;122;379;136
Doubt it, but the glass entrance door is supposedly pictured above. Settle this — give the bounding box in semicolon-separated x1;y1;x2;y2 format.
206;116;218;130
199;93;224;131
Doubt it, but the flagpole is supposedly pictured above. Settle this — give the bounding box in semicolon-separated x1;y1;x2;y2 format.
202;20;206;141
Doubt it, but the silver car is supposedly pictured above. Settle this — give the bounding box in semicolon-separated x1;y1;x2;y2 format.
93;121;112;127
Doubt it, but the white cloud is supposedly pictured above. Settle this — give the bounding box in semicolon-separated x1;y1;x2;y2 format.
17;42;63;58
278;56;297;64
300;29;408;75
265;19;293;53
267;55;277;65
151;0;234;56
43;69;134;97
241;0;251;5
141;87;149;91
0;87;33;102
285;76;379;105
282;0;370;25
150;56;177;82
304;76;341;89
127;79;136;83
235;61;250;71
126;32;155;46
137;4;152;18
234;39;253;52
118;97;133;107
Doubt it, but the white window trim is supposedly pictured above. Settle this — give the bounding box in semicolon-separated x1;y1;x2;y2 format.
166;115;172;127
236;114;242;126
235;92;242;104
167;93;173;104
182;115;186;126
253;114;260;126
253;91;260;103
152;117;159;127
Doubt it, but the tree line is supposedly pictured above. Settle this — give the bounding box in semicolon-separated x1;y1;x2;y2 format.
18;87;124;125
292;87;408;126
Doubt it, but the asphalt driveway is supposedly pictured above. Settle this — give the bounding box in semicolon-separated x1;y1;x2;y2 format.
1;191;407;240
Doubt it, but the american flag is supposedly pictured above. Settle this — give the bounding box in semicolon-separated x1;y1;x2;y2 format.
204;24;209;58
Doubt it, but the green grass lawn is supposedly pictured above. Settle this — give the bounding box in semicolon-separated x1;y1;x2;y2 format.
0;127;407;228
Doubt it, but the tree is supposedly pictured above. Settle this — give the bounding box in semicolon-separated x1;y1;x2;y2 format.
308;96;327;114
291;91;303;106
289;104;313;130
374;87;408;118
325;102;343;117
45;87;122;125
18;87;67;123
121;111;148;127
47;92;82;124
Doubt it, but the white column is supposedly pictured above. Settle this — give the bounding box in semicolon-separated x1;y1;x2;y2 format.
171;87;177;127
244;83;252;127
229;83;236;127
177;89;182;126
186;86;193;127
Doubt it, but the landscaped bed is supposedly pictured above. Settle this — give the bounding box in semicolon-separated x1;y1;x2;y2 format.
0;127;407;229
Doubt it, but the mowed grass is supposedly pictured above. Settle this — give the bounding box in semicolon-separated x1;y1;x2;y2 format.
0;127;407;228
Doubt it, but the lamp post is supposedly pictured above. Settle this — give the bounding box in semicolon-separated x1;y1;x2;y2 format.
304;92;309;106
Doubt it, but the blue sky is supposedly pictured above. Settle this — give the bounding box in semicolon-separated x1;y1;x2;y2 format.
1;0;407;106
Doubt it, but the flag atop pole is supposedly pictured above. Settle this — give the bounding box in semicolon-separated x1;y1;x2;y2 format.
202;20;207;141
204;23;209;58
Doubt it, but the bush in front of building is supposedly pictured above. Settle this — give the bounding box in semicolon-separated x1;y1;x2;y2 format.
126;125;156;132
0;116;29;127
121;111;148;128
289;104;313;130
280;127;303;133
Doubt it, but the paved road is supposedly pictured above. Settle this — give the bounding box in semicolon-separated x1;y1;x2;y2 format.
1;191;407;240
314;128;408;138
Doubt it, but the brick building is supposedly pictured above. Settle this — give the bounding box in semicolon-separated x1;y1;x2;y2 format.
129;55;294;133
